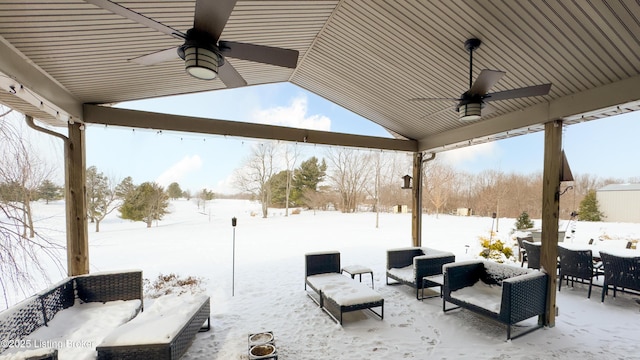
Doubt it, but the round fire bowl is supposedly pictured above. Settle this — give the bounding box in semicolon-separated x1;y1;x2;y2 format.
249;344;276;357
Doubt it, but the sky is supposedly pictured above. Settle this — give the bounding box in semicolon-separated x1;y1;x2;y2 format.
5;81;640;194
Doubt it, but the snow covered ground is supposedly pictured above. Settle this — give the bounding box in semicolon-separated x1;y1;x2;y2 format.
4;199;640;359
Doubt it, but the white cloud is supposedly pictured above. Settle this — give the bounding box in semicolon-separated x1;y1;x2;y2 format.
156;155;203;187
438;142;499;166
250;96;331;131
210;174;237;195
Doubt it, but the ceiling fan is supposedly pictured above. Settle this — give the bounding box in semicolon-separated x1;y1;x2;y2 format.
410;38;551;121
85;0;299;88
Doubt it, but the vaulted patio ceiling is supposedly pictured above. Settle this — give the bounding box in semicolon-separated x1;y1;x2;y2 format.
1;0;640;153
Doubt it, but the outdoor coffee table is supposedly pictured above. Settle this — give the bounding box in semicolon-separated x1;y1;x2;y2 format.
341;265;374;289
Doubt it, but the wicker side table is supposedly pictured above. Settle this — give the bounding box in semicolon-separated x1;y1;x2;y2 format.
341;265;374;289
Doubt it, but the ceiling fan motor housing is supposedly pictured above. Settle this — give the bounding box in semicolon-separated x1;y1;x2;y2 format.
178;29;225;80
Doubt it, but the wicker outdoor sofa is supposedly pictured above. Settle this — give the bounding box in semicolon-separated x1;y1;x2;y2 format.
304;251;383;324
386;247;455;300
0;270;143;360
442;260;548;340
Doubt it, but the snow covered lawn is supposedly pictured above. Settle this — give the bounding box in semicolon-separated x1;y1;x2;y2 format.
3;199;640;359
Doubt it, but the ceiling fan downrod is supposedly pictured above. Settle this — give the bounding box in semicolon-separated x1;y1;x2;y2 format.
464;38;482;89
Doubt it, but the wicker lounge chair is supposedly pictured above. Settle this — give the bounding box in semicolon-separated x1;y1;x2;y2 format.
305;251;383;324
558;246;603;298
386;247;455;300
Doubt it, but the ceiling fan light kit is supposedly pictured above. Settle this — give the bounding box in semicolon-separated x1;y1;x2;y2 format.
178;30;224;80
409;38;551;121
182;45;220;80
458;102;482;121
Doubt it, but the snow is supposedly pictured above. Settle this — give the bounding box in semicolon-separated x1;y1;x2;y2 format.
416;248;455;259
99;293;209;346
0;300;141;360
451;281;503;314
2;199;640;359
386;265;414;283
306;273;382;306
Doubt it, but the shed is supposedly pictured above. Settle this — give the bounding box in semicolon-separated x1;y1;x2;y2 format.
596;184;640;223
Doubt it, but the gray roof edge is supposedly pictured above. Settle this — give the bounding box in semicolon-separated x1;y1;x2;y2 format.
598;183;640;191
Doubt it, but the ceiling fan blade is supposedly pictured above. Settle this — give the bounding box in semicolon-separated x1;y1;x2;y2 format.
219;41;299;68
194;0;237;41
130;47;180;65
469;69;505;95
486;83;552;102
409;97;459;102
419;104;456;119
85;0;185;39
218;61;248;88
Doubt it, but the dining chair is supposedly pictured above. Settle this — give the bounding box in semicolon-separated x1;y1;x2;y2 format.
521;240;541;270
516;236;533;267
558;246;603;298
600;251;640;302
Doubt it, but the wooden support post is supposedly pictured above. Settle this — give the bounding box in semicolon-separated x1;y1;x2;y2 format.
541;120;562;327
65;122;89;276
412;152;423;247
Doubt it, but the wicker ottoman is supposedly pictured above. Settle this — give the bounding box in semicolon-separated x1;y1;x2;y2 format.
96;294;210;360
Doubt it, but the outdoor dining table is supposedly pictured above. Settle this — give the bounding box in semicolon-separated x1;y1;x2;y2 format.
558;242;639;261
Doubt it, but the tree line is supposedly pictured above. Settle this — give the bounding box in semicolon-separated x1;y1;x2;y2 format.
231;142;638;221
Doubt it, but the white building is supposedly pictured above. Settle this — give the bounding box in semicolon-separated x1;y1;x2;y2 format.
596;184;640;223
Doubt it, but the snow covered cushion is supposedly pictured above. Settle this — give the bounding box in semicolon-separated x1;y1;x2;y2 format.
306;274;382;307
450;281;502;314
99;294;208;346
386;266;414;283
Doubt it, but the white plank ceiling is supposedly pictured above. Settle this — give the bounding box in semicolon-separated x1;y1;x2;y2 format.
1;0;640;152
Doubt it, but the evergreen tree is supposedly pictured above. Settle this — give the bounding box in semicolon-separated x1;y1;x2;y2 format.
200;188;215;201
291;157;327;206
37;180;62;204
167;182;183;200
578;189;603;221
514;211;535;230
0;181;24;202
269;170;290;207
119;182;170;228
115;176;136;199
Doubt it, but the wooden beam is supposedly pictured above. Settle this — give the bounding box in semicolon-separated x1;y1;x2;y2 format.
83;105;418;152
541;120;562;327
65;122;89;275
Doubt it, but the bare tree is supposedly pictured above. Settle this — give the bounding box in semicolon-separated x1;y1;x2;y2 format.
0;109;63;308
325;148;372;213
86;166;120;232
302;187;330;214
282;144;300;216
233;142;279;218
0;115;55;238
423;158;456;218
365;152;406;227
